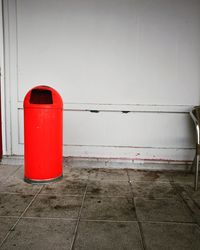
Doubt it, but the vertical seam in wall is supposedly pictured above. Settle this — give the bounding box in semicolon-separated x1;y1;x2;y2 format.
2;0;9;155
7;0;12;155
15;0;19;103
15;0;22;148
15;0;20;146
3;0;18;155
4;0;12;155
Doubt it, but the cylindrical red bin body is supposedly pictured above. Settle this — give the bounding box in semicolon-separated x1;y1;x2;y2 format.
24;86;63;183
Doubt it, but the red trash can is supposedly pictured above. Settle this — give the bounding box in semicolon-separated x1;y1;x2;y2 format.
24;85;63;183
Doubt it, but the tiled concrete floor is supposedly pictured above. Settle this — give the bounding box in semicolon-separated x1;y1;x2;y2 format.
0;163;200;250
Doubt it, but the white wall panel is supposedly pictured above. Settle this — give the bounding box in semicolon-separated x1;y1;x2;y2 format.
18;108;195;160
3;0;200;161
18;109;195;147
16;0;200;105
62;111;194;148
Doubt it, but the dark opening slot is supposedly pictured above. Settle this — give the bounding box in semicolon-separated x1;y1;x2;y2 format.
90;110;100;113
122;111;130;114
30;89;53;104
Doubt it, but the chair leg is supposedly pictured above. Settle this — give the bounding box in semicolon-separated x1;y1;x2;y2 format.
191;155;197;172
194;155;199;191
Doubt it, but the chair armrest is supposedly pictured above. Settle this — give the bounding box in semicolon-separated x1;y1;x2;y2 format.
190;111;200;144
190;111;199;126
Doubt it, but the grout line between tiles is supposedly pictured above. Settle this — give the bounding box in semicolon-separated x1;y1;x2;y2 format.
79;219;200;227
136;220;199;226
126;168;129;181
169;174;174;183
0;185;44;248
18;216;78;221
0;216;19;218
0;215;197;226
137;222;146;250
87;179;130;182
170;180;198;219
172;182;200;228
127;170;146;250
132;180;172;184
189;198;200;211
90;179;129;182
2;165;22;182
174;182;200;211
196;220;200;230
134;196;180;200
70;181;88;250
0;191;40;195
33;193;85;198
79;219;138;223
84;194;132;198
10;165;22;175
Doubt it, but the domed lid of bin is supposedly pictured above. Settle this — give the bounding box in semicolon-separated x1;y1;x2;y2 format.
24;85;63;109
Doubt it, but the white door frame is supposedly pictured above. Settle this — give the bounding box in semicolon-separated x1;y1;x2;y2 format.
0;0;7;155
3;0;20;156
0;0;18;156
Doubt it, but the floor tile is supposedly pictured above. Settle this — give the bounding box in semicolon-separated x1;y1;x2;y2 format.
0;176;42;195
1;164;200;249
41;178;87;196
24;194;82;219
81;196;136;221
128;170;172;182
172;171;199;184
194;199;200;207
141;222;200;250
130;181;177;198
94;168;128;181
0;166;42;195
87;169;99;180
174;182;200;201
0;193;33;216
0;165;20;182
86;180;132;197
73;221;143;250
63;167;93;180
63;167;100;181
0;217;18;243
172;183;200;225
135;197;194;222
10;166;24;178
1;218;76;250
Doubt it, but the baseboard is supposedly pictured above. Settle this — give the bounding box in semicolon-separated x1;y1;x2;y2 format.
1;155;193;171
64;156;193;171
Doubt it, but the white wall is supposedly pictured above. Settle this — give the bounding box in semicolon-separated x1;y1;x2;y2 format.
3;0;200;161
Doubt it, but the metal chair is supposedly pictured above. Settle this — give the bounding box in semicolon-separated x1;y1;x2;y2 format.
190;106;200;191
